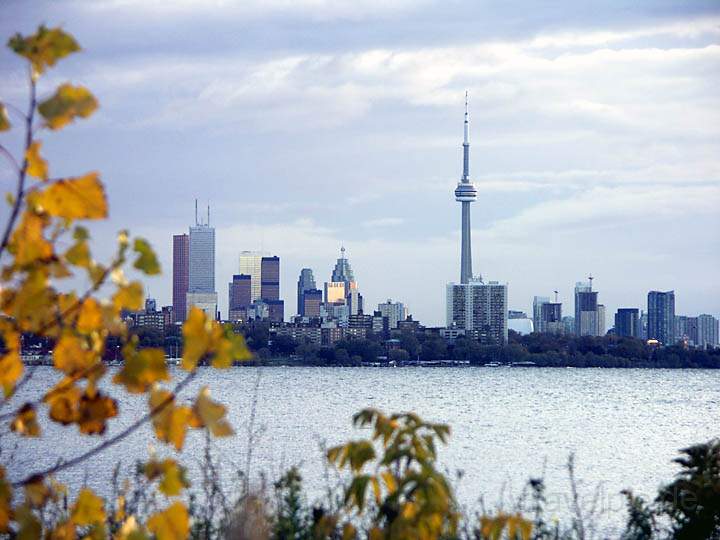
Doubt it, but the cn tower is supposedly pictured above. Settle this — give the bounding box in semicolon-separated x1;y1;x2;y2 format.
454;91;477;284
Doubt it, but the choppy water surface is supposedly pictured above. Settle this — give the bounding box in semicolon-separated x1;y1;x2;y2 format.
3;367;718;534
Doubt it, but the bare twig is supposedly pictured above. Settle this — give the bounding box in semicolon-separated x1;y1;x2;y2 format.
12;369;197;488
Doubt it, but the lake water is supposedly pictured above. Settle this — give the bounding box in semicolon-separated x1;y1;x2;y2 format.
3;366;718;535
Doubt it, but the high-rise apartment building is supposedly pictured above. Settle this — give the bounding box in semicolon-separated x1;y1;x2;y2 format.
539;302;563;334
615;308;640;338
378;299;407;330
532;296;550;333
297;268;316;316
260;256;280;301
647;290;675;345
239;251;267;303
184;203;217;318
675;315;698;346
597;304;606;336
697;314;719;349
447;280;508;344
172;234;189;323
574;281;599;336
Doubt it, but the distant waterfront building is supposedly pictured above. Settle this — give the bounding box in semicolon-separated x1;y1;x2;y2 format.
507;312;533;335
324;282;346;304
597;304;606;336
266;299;285;323
675;315;698;346
323;246;362;319
574;281;599;336
186;203;217;318
697;314;719;349
239;251;267;303
228;274;252;320
260;256;280;301
301;289;322;318
145;297;157;313
532;296;550;332
562;316;575;335
615;308;640;338
297;269;316;316
447;280;508;344
331;246;355;287
539;302;563;334
378;299;407;329
647;290;675;345
172;233;189;323
639;311;648;340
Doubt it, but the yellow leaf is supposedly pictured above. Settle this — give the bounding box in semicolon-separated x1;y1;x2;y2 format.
26;141;48;180
381;470;397;495
71;488;105;526
190;386;234;437
8;25;80;75
113;347;169;394
24;476;49;507
48;520;76;540
0;467;12;532
65;238;92;268
16;504;41;540
145;459;189;497
150;389;192;451
8;211;52;265
133;238;160;275
147;502;188;540
37;172;107;220
181;307;211;370
117;516;149;540
342;523;356;540
38;84;97;130
45;380;82;425
0;104;10;131
77;298;103;334
10;403;41;437
113;281;143;311
77;391;118;435
0;351;23;398
54;334;97;376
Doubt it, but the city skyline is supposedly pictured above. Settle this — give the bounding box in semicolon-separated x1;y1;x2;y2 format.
2;1;718;326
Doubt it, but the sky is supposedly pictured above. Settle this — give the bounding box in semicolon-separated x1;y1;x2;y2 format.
1;0;719;326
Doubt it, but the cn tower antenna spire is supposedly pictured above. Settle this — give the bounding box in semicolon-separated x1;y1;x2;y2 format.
454;91;477;284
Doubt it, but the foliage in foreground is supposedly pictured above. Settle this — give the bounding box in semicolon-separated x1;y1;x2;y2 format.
0;25;251;538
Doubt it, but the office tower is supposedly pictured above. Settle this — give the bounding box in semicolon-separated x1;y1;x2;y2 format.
675;315;698;346
145;297;157;313
266;300;285;323
297;268;316;316
186;202;217;318
331;246;355;287
228;274;252;320
562;316;575;335
446;280;508;344
532;296;550;332
597;304;606;336
454;92;478;284
539;302;563;334
239;251;267;303
301;289;322;318
574;281;599;336
347;288;363;316
378;299;406;330
324;282;346;304
647;290;675;345
260;256;280;301
324;246;361;317
697;314;719;348
172;234;189;323
615;308;640;338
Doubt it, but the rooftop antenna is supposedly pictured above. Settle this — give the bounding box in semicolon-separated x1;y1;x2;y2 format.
340;245;346;259
554;290;559;302
194;199;198;226
588;274;594;290
207;204;210;227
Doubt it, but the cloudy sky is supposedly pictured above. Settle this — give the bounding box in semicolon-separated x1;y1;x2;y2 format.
1;0;719;326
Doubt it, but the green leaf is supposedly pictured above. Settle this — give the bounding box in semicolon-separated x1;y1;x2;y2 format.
8;25;80;76
38;84;98;130
0;104;10;132
133;238;161;275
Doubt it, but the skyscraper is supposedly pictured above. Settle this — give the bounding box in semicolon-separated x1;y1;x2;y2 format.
454;92;478;284
648;290;675;345
532;296;550;333
260;256;280;301
297;268;316;316
446;280;508;344
697;314;719;349
239;251;267;303
228;274;252;320
172;233;189;323
301;289;322;318
324;246;362;317
615;308;640;338
186;202;217;319
574;281;599;336
539;302;563;334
